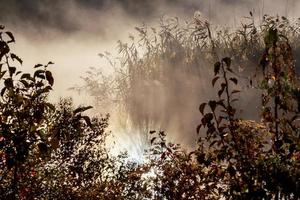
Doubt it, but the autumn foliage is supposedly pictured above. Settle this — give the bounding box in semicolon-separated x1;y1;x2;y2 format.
0;15;300;199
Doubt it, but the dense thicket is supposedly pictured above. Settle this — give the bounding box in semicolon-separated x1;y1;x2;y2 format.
0;14;300;199
76;14;300;148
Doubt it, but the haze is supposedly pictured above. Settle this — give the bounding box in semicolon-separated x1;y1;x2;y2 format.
0;0;298;159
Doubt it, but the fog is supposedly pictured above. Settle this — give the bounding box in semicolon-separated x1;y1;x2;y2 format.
0;0;299;160
2;0;298;99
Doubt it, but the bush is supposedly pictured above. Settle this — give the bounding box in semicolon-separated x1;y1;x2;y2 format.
0;14;299;199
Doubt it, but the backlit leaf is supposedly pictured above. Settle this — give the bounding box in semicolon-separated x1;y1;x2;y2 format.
45;70;54;86
222;57;231;67
74;106;93;114
199;103;206;115
212;76;220;87
5;31;15;43
214;62;221;75
229;77;238;85
11;53;22;64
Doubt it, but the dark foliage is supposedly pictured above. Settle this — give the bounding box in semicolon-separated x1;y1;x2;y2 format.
0;15;299;200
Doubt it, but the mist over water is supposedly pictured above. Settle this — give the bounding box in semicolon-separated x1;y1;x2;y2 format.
1;0;299;160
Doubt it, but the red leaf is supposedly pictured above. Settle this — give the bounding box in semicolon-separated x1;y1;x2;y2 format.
199;103;206;115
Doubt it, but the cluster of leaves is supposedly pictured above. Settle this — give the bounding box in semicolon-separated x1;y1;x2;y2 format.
0;25;57;197
0;26;118;199
196;21;300;198
1;15;300;200
0;24;216;200
76;14;300;153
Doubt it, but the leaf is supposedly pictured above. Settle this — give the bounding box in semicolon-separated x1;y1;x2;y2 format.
159;131;166;137
10;53;22;65
47;61;54;66
73;106;93;114
16;71;22;75
35;86;52;97
218;90;224;97
231;90;241;94
230;98;239;103
1;87;6;96
229;77;238;85
196;124;202;134
34;64;43;68
5;31;15;43
21;73;31;80
161;152;166;160
82;116;92;127
34;70;45;79
217;100;226;108
8;67;16;77
207;126;216;135
214;62;221;75
35;89;46;97
218;126;227;133
217;117;224;124
43;86;52;92
208;100;217;111
222;57;231;67
4;78;13;88
204;113;214;122
150;137;156;144
212;76;219;87
20;80;29;88
199;103;206;115
228;106;236;116
0;41;10;60
45;70;54;86
36;80;45;88
209;140;217;148
45;103;55;111
0;70;6;79
218;83;226;97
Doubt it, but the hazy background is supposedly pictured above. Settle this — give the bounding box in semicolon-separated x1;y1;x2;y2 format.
0;0;298;160
0;0;297;100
